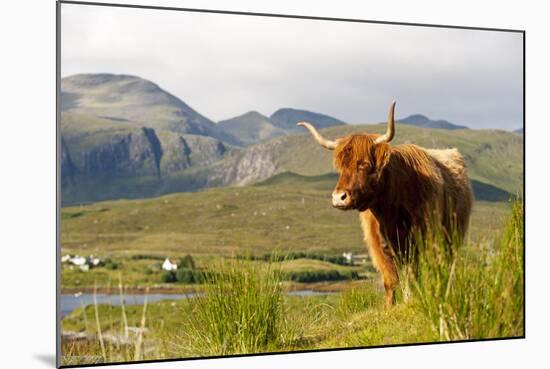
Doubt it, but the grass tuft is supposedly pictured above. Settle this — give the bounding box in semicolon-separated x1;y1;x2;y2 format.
180;257;293;356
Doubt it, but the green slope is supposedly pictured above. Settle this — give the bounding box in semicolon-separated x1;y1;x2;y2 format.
257;171;514;202
61;175;510;258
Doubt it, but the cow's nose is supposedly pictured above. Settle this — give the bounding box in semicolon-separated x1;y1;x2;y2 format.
332;191;349;207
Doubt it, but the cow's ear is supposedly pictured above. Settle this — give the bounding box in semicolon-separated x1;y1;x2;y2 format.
374;143;391;174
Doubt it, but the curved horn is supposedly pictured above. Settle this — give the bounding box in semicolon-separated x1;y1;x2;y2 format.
297;121;338;150
374;101;396;144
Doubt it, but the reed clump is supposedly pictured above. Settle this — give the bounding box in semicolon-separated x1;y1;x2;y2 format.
404;198;524;340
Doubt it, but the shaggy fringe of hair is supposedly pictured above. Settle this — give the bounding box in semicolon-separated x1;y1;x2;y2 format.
333;134;442;185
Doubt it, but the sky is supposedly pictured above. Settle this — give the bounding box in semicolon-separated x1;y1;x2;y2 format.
61;4;524;130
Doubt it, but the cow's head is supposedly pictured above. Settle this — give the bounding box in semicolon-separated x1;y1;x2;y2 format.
298;101;396;211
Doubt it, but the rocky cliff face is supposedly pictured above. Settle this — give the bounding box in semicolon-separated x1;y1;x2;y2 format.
208;142;281;187
60;137;77;186
61;128;229;180
63;127;161;178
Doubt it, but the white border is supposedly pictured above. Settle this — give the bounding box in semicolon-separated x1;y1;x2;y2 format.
1;1;548;368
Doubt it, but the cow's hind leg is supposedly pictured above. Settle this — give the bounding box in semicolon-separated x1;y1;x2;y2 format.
360;210;398;307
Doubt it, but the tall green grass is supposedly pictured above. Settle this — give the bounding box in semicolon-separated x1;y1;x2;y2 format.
181;258;294;356
404;198;524;340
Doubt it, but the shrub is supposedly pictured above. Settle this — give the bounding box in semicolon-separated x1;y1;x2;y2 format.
161;271;176;283
179;255;196;270
103;259;119;270
175;268;195;284
129;254;164;261
284;269;359;283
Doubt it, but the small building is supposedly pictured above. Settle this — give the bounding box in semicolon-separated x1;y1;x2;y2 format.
62;254;103;271
342;252;353;264
342;252;368;266
162;258;178;271
70;256;87;266
61;255;72;263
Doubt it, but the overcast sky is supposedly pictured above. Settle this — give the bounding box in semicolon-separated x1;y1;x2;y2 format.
61;4;523;130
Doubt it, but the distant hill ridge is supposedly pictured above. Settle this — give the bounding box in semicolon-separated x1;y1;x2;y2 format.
217;108;345;146
398;114;468;130
514;127;524;134
218;111;287;146
270;108;345;131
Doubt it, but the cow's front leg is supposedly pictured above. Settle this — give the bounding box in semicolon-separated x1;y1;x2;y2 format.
360;210;398;307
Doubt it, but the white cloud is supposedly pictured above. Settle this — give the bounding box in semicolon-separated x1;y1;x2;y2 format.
61;4;523;130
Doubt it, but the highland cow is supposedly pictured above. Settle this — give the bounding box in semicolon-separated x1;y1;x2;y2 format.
298;102;473;306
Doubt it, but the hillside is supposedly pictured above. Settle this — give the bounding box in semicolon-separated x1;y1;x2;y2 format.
218;111;286;145
62;121;523;204
257;172;515;202
208;123;523;195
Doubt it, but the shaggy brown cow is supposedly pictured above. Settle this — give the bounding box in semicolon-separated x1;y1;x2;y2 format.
298;102;473;306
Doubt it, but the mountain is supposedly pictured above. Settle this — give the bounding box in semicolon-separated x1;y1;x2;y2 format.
60;74;239;204
218;111;286;146
514;127;524;134
61;74;240;145
60;74;521;205
270;108;345;131
399;114;468;130
217;109;345;146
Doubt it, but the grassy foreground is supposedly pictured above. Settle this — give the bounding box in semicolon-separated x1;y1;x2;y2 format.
61;199;523;366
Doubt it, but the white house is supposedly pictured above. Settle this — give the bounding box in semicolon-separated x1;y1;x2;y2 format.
62;254;103;271
61;255;72;263
342;252;353;264
70;256;87;266
162;258;178;271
